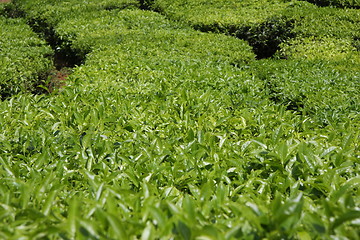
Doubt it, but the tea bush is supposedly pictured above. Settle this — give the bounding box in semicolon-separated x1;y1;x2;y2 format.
151;0;290;29
278;36;360;63
12;0;139;22
0;16;53;99
150;0;295;58
53;9;188;59
10;0;140;47
305;0;360;8
283;2;360;39
148;0;360;58
267;3;360;123
252;58;360;125
150;0;360;40
54;9;255;65
13;0;255;63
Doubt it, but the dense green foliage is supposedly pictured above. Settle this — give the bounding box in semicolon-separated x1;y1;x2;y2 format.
54;9;254;64
264;4;360;125
0;0;359;239
284;2;360;38
150;0;296;58
150;0;360;58
148;0;360;124
13;0;139;21
150;0;360;38
252;58;360;125
0;16;53;99
305;0;360;8
151;0;289;27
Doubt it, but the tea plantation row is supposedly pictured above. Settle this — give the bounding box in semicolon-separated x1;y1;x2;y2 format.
150;0;360;125
0;16;53;98
0;0;359;239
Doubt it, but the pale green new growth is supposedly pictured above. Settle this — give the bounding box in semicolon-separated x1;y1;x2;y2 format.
0;0;359;239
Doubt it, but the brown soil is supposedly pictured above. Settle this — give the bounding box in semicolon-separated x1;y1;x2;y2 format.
47;69;70;93
0;0;11;3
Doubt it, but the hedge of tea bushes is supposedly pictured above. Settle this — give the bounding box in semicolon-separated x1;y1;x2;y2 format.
53;9;192;60
57;8;259;105
278;37;360;63
305;0;360;8
148;0;360;58
145;0;360;124
12;0;255;64
70;30;259;106
12;0;139;23
150;0;296;58
150;0;290;29
15;0;140;24
13;0;257;66
56;10;256;65
0;16;53;99
10;0;140;51
251;57;360;126
268;4;360;125
282;2;360;39
149;0;360;39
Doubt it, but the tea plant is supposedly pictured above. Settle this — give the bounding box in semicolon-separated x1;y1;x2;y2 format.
305;0;360;8
252;58;360;126
1;67;359;238
0;16;53;99
147;0;360;59
150;0;296;58
151;0;290;29
283;2;360;39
